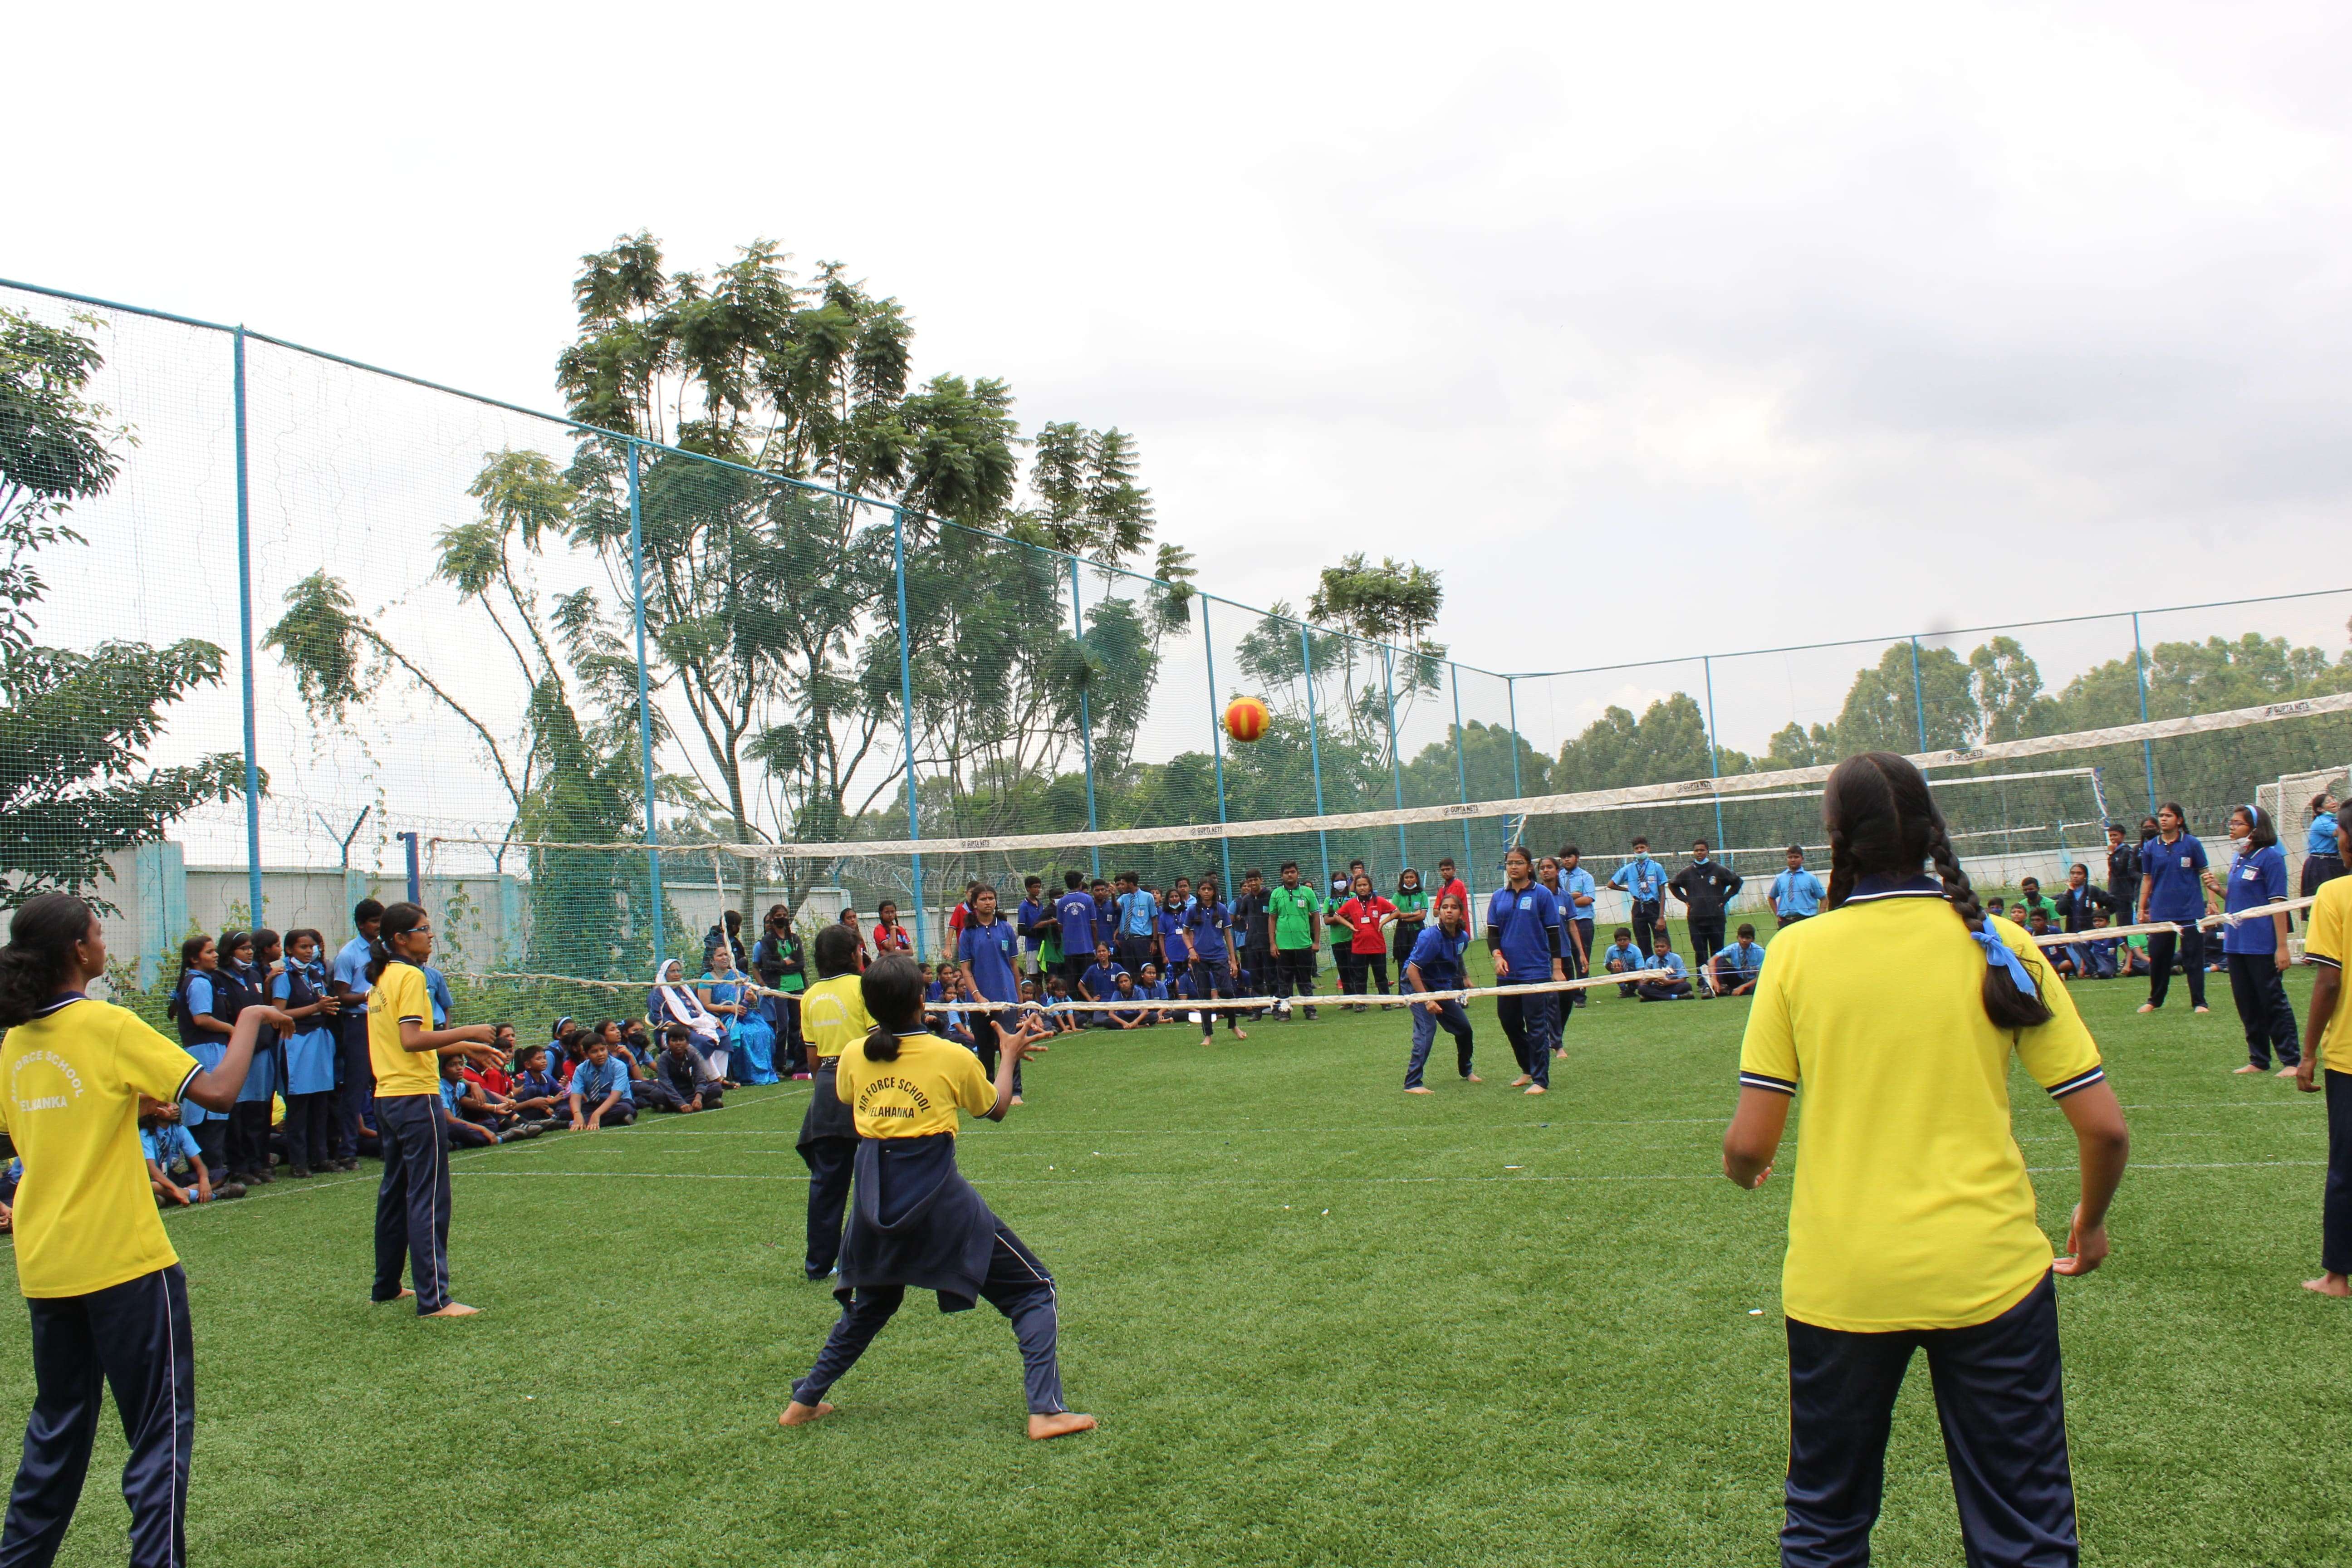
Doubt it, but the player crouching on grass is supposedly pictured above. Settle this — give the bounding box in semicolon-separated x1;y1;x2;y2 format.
781;956;1094;1441
1402;894;1479;1092
1723;752;2128;1567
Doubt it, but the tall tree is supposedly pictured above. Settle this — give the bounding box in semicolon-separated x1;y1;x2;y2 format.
0;309;245;910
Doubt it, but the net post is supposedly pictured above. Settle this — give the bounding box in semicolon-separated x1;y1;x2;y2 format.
1301;622;1330;892
2132;612;2157;809
398;831;421;905
1505;676;1523;911
1450;664;1475;900
893;505;927;961
1070;557;1100;877
626;440;666;967
1203;597;1234;892
1382;644;1407;871
1701;654;1726;855
231;327;263;926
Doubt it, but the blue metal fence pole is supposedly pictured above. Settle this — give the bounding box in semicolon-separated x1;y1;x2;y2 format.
398;831;422;906
2132;612;2157;810
1301;623;1330;892
1070;558;1101;878
231;328;263;926
1908;636;1929;751
1701;655;1726;854
626;441;666;966
1450;665;1475;895
893;507;927;961
1202;598;1235;891
1382;645;1408;872
1504;676;1523;897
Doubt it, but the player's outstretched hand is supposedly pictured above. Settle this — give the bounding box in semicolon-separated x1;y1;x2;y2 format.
255;1005;297;1031
995;1014;1053;1064
2051;1203;2107;1275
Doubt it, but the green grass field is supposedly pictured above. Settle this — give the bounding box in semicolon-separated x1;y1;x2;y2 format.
9;957;2350;1566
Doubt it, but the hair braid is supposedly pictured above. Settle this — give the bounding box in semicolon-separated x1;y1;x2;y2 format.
1824;822;1857;910
1926;818;2052;1029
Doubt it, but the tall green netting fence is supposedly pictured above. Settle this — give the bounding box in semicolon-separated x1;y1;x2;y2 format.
10;271;2352;1013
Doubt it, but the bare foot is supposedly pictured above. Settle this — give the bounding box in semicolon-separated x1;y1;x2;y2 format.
2194;1005;2212;1014
1230;1028;1248;1040
2304;1274;2352;1298
1463;1073;1484;1083
1028;1411;1098;1441
1552;1049;1566;1060
779;1400;836;1426
2137;1003;2157;1014
1009;1095;1024;1106
2279;1066;2302;1077
2234;1064;2264;1074
377;1288;415;1303
1509;1074;1532;1088
1524;1084;1548;1095
424;1303;480;1318
1404;1085;1433;1095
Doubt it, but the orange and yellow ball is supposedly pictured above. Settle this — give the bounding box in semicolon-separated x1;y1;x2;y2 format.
1224;696;1271;743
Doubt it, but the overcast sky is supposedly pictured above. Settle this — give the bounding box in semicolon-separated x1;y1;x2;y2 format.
16;0;2352;731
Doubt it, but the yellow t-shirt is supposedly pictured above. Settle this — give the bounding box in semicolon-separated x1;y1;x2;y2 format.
0;998;200;1298
799;973;872;1062
2303;876;2352;1075
366;962;438;1097
830;1030;995;1139
1737;885;2105;1332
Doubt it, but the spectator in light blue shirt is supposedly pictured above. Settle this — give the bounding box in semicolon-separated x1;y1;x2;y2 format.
567;1042;637;1130
1708;924;1767;996
1602;929;1644;998
1770;845;1826;926
1609;838;1672;955
424;964;454;1029
1635;936;1692;1002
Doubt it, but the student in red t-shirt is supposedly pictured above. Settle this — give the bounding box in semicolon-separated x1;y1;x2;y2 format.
1335;871;1400;1011
1435;858;1470;921
872;902;915;958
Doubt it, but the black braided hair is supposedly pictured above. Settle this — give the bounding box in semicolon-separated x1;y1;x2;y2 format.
1824;751;2052;1030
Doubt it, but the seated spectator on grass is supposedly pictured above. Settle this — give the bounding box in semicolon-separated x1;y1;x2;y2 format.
1708;924;1767;997
1137;964;1171;1024
568;1038;637;1131
1043;975;1082;1032
139;1099;245;1204
1602;929;1644;998
933;973;980;1049
507;1044;568;1122
1985;897;2013;926
1636;936;1694;1002
647;1024;724;1113
1105;971;1151;1030
439;1056;500;1149
1080;942;1126;1027
2073;914;2121;979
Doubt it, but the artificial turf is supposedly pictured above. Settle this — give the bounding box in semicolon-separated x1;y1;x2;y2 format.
7;956;2350;1567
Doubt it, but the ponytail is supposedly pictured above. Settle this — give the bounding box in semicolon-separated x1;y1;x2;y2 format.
859;953;925;1062
163;934;211;1023
1824;752;2053;1032
0;893;98;1030
365;902;427;984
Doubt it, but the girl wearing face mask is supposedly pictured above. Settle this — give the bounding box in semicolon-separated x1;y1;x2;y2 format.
2206;805;2299;1076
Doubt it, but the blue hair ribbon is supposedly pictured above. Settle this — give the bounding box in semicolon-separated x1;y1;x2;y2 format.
1970;923;2038;998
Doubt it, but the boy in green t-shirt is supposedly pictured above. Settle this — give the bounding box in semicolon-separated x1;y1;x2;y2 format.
1269;861;1323;1020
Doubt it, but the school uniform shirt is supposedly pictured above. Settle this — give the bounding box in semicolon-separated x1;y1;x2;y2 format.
424;964;454;1029
871;923;914;957
2014;896;2056;926
1054;890;1100;957
1107;988;1149;1024
1332;896;1396;956
799;974;873;1061
1391;887;1430;933
2301;877;2352;1076
2105;839;2141;906
1737;873;2105;1332
1269;885;1321;950
1610;857;1670;906
1080;961;1127;1000
1560;869;1597;925
1405;925;1472;990
437;1075;465;1116
272;964;340;1096
1435;877;1469;915
1485;882;1562;976
956;916;1022;1004
173;971;228;1126
2142;833;2210;924
1716;940;1766;984
833;1031;996;1139
1771;868;1826;919
0;997;202;1297
2056;885;2115;933
140;1122;201;1172
1115;891;1158;941
1603;941;1644;970
1186;901;1235;963
1649;952;1689;981
331;935;374;1013
2220;843;2290;955
1017;897;1050;956
1232;888;1274;952
366;961;438;1097
570;1056;631;1106
2311;813;2340;857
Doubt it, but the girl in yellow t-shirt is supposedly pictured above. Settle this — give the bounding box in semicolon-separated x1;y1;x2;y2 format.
1722;753;2130;1566
780;955;1093;1441
0;892;290;1566
794;923;871;1280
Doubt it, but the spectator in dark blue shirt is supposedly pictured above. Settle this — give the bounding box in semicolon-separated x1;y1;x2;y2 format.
1053;872;1099;992
2137;802;2212;1014
1079;943;1126;1028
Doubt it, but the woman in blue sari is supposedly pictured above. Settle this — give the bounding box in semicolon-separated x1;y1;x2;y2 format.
701;956;779;1084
